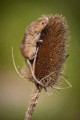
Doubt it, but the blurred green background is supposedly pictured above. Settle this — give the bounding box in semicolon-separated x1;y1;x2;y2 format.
0;0;80;120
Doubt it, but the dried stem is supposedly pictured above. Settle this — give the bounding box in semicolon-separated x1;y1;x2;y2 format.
25;84;42;120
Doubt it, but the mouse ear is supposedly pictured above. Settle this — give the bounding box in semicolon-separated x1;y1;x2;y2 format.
34;15;69;88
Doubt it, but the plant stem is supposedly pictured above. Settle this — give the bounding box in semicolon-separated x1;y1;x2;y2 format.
24;84;42;120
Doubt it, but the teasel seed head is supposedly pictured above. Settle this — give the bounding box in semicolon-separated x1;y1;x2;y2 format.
34;15;68;88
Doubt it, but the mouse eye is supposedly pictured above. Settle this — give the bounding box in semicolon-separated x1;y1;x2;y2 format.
42;22;45;25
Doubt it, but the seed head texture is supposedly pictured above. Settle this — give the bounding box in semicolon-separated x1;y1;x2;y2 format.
35;15;68;87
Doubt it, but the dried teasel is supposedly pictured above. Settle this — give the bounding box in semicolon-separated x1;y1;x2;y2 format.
16;15;70;120
32;15;68;88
